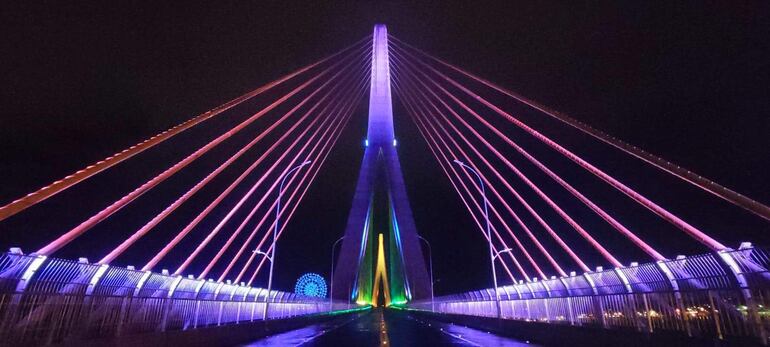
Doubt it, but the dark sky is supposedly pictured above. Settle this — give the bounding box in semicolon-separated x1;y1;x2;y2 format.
1;2;769;295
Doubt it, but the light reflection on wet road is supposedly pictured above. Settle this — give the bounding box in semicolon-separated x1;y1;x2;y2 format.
242;308;539;346
241;313;363;346
406;314;536;347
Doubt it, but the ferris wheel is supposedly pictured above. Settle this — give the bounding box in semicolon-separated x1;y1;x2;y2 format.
294;273;327;298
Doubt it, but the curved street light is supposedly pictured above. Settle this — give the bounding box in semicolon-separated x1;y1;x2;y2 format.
263;160;312;320
453;159;502;319
329;236;345;310
417;235;435;312
493;248;513;262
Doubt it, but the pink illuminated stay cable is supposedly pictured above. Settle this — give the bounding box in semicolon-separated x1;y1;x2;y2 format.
195;77;367;279
391;54;593;271
392;43;726;252
219;82;367;282
222;82;368;282
408;95;531;281
392;56;623;268
392;67;556;276
402;82;555;278
392;58;590;272
395;77;535;280
241;88;369;285
394;76;525;279
136;54;367;271
204;86;359;279
38;45;370;256
239;109;350;284
395;55;664;262
0;37;370;224
142;61;370;272
197;75;370;279
393;49;621;266
100;58;369;265
394;84;520;283
223;92;363;282
392;35;770;224
171;63;372;275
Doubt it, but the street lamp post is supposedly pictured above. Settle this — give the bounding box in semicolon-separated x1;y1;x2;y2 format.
493;248;514;262
453;159;502;319
262;160;312;320
417;235;435;312
329;236;345;311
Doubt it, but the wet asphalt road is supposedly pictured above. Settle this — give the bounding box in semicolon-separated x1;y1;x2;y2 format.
243;308;538;346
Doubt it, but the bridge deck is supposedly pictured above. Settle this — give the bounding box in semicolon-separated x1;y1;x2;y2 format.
244;308;535;346
246;308;762;346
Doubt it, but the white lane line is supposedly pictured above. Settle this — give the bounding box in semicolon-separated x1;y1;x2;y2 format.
405;314;482;346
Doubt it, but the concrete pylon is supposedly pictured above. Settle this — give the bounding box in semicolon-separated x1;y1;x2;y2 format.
331;24;431;304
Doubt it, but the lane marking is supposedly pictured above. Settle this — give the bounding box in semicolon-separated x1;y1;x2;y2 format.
294;313;366;346
405;314;483;346
378;310;391;346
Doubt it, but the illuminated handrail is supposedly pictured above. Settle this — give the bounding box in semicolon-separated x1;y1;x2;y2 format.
408;245;770;344
0;251;354;345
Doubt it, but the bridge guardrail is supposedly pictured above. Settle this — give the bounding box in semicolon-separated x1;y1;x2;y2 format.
408;246;770;345
0;251;354;345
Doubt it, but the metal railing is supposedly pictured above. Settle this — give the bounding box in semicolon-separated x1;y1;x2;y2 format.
408;245;770;345
0;251;354;345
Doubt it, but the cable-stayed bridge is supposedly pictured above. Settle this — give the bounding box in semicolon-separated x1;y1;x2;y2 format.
1;25;769;346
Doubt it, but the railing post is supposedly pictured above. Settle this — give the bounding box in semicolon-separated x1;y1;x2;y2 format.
614;268;644;332
583;272;606;328
707;290;724;340
115;293;131;336
520;282;534;321
525;298;532;320
501;286;514;319
235;295;242;324
212;282;225;326
565;296;576;326
217;301;224;326
642;293;653;333
189;279;206;330
159;298;170;332
233;284;245;324
14;254;47;292
160;275;183;332
251;289;262;322
127;271;152;334
717;246;768;345
539;281;551;322
559;277;576;326
263;290;271;320
192;300;201;329
74;266;109;338
657;260;692;337
508;283;523;319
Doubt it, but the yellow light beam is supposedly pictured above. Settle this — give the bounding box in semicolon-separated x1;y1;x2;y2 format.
372;233;392;307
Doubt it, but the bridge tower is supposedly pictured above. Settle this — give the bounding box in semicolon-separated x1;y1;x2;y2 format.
331;24;431;304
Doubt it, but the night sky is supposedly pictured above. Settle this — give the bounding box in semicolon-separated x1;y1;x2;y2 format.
1;2;769;295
